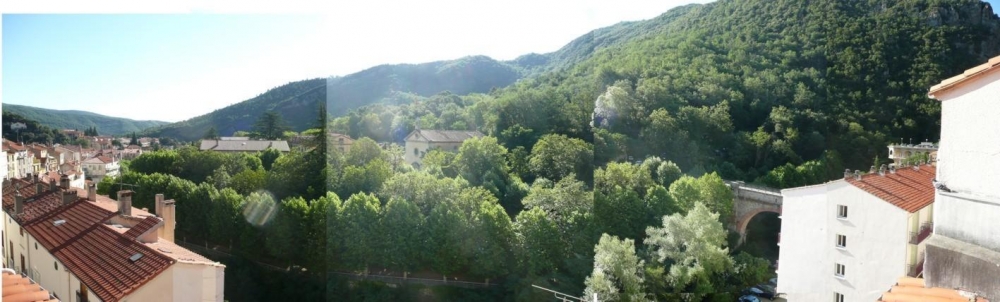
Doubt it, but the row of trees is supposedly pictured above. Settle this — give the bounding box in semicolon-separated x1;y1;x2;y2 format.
108;132;772;300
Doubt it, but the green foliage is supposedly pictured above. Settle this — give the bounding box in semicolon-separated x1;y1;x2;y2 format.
514;207;562;276
584;234;648;302
379;197;425;272
668;173;734;223
258;148;283;171
644;203;731;298
204;126;220;140
340;193;382;271
4;103;167;136
252;110;290;140
2;111;71;145
529;134;594;183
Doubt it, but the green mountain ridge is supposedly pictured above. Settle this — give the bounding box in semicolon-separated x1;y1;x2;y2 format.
2;103;169;135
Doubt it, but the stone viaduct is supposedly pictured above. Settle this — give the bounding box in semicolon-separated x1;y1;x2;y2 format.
724;181;783;245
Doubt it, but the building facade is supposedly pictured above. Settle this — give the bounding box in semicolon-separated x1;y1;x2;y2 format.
403;129;484;167
777;166;936;302
81;156;119;184
924;56;1000;299
2;177;225;302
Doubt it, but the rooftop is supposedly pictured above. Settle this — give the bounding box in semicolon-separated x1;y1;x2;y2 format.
845;165;936;213
878;277;986;302
3;177;222;302
405;129;484;143
199;139;290;152
2;270;59;302
929;55;1000;98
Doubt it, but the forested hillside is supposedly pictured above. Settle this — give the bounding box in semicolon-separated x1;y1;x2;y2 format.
3;103;167;135
146;56;522;141
334;0;1000;187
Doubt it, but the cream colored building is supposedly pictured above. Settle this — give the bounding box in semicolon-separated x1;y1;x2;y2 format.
2;176;225;302
403;129;484;167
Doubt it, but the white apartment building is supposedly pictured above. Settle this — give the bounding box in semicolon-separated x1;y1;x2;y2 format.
777;165;936;302
924;55;1000;299
403;129;484;167
5;139;35;179
2;176;225;302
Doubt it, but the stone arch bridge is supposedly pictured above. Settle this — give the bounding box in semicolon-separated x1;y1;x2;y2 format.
724;181;782;245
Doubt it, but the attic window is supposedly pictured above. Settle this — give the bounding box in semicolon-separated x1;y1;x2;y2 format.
129;253;143;262
53;220;66;226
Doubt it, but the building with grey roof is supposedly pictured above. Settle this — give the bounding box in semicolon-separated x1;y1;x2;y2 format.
199;140;290;153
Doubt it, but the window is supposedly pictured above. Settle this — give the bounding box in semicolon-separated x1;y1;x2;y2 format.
837;205;848;219
836;234;847;248
835;263;846;278
834;292;845;302
413;148;418;155
35;242;37;250
54;261;58;270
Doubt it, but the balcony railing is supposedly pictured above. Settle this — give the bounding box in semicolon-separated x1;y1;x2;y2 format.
908;251;926;277
908;222;934;245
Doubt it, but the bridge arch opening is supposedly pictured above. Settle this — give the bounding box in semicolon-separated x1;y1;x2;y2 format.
736;210;781;261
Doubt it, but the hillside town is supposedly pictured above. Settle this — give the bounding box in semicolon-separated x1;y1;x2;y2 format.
5;2;1000;301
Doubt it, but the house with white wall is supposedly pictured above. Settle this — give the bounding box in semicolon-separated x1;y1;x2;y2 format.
81;156;118;184
403;129;483;167
777;165;936;302
4;139;34;179
2;176;225;302
922;55;1000;299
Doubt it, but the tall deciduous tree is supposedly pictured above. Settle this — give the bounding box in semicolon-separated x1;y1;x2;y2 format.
339;193;382;273
583;234;647;302
529;134;594;183
379;197;425;276
644;202;732;296
668;172;734;223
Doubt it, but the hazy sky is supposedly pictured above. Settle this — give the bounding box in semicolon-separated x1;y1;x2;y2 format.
1;1;712;122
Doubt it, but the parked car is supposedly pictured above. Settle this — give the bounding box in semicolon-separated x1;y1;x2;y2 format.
738;295;761;302
754;284;777;299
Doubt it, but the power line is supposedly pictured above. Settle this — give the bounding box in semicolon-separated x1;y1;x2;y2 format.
531;284;596;302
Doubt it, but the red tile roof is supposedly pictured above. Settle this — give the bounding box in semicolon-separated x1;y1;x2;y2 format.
122;216;162;240
2;179;67;223
54;225;173;302
846;165;936;213
25;201;116;252
2;271;58;302
20;198;174;302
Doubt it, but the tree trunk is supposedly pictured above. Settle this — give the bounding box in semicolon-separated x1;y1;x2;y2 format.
443;275;447;282
485;278;490;285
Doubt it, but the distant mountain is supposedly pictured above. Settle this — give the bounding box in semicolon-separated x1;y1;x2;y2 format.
2;104;168;135
146;55;523;141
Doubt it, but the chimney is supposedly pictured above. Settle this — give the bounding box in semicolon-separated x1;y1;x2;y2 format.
87;183;96;202
60;174;70;190
49;175;58;192
14;191;24;215
878;164;887;176
869;166;876;174
36;181;45;196
889;165;897;174
844;169;852;180
854;170;862;181
117;190;133;216
62;190;77;206
157;197;176;243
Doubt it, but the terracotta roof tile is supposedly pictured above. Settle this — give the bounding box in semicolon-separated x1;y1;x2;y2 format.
2;179;67;223
2;271;57;302
879;277;985;302
54;226;173;302
122;216;162;240
25;201;116;252
846;165;936;213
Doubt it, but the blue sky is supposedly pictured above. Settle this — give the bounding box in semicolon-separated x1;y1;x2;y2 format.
3;0;998;123
2;1;711;122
